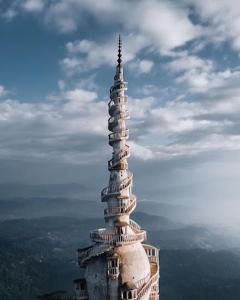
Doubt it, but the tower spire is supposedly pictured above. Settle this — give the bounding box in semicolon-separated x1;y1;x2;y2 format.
115;34;123;81
75;36;160;300
117;34;122;66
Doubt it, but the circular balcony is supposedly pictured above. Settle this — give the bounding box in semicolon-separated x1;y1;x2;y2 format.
90;229;147;245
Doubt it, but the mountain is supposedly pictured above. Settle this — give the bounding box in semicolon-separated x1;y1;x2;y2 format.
0;198;102;220
0;216;240;300
0;183;88;199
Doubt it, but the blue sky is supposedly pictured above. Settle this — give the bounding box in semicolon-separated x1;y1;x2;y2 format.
0;0;240;224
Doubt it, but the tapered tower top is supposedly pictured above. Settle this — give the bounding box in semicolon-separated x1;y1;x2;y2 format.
117;34;122;66
75;36;160;300
115;34;124;82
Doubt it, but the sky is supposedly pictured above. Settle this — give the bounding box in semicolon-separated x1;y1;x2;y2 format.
0;0;240;224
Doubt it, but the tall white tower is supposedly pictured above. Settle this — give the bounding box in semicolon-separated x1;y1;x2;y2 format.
74;36;160;300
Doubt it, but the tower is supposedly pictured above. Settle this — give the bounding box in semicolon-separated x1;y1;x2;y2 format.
74;36;160;300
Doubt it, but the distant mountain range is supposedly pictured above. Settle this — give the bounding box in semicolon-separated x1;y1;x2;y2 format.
0;215;240;300
1;185;240;299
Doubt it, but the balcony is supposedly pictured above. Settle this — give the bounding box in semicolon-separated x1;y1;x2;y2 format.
129;219;141;233
90;229;147;245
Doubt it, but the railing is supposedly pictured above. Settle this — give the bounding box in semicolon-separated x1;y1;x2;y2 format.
108;96;128;108
104;195;136;218
75;290;88;300
109;82;127;97
78;244;112;266
90;230;147;245
137;270;159;300
149;256;159;264
108;145;130;170
101;172;132;202
109;103;128;116
135;272;151;289
129;219;141;233
108;129;129;145
149;293;159;300
108;266;120;279
108;111;129;131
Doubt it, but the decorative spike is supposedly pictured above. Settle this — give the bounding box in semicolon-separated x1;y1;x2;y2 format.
117;34;122;66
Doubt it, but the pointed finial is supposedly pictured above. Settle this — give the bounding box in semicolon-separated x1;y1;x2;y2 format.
117;34;122;66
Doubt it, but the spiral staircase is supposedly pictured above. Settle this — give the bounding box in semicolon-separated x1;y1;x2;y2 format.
75;36;159;300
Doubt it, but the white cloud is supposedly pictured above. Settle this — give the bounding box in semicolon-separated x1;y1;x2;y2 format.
61;34;148;74
58;80;65;91
125;0;201;52
0;88;107;163
167;53;214;74
165;50;240;93
188;0;240;51
128;141;154;160
0;85;7;97
3;0;240;58
44;0;201;53
21;0;45;12
0;75;240;166
128;59;154;74
2;0;203;57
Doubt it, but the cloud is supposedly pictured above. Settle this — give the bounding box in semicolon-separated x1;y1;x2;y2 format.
61;34;148;74
0;85;7;97
165;51;240;93
128;141;154;160
1;0;45;20
128;59;154;74
1;85;238;165
2;0;202;57
0;88;107;164
188;0;240;51
21;0;45;12
44;0;201;52
2;0;240;59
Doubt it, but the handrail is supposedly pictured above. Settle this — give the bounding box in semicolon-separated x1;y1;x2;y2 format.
129;219;141;233
135;272;151;289
137;264;159;299
78;244;112;266
108;112;129;132
90;230;146;245
108;145;130;170
108;102;129;116
108;96;127;108
101;171;132;201
108;129;129;145
104;195;136;218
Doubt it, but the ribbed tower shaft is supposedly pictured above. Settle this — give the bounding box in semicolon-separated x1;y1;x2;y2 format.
102;35;135;229
75;36;160;300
